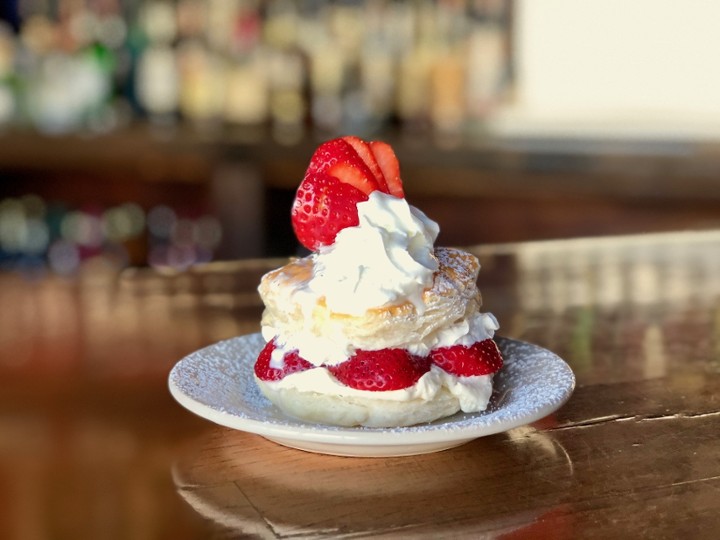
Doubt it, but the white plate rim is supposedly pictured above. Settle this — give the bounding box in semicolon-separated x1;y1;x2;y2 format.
168;334;575;450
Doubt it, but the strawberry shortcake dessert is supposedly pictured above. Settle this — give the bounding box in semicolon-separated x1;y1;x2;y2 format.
254;136;502;427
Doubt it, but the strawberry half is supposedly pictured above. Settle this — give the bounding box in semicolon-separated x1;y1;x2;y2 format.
327;349;431;391
291;171;369;251
254;339;314;382
430;339;503;377
290;136;405;251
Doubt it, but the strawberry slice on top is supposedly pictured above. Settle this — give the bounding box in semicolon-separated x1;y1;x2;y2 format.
341;135;389;193
291;136;405;251
370;141;404;198
304;138;379;195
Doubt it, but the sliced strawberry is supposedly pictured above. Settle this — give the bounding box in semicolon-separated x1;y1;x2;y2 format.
327;161;379;195
327;349;431;391
291;136;406;251
306;138;379;194
291;171;369;251
341;135;388;192
430;339;503;377
254;339;314;382
370;141;404;198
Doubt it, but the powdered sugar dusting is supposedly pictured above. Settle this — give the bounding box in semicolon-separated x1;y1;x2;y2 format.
428;247;479;299
169;334;575;446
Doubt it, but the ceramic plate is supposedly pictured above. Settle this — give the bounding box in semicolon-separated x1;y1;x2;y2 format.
168;334;575;457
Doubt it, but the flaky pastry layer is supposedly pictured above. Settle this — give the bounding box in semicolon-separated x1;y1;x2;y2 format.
258;247;482;352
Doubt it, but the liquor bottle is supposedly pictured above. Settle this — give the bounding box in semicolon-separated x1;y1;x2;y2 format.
0;23;16;127
134;1;179;123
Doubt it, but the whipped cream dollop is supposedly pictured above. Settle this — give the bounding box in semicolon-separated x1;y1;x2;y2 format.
308;191;440;316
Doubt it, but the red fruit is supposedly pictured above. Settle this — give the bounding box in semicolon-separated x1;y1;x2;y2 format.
341;135;388;192
291;172;368;251
370;141;404;198
254;339;314;382
430;339;503;377
328;349;431;391
306;138;379;195
327;161;379;195
291;136;406;251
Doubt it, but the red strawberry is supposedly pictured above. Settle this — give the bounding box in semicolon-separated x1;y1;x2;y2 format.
327;161;379;195
370;141;404;198
254;339;314;382
327;349;431;391
306;138;379;195
430;339;503;377
291;171;368;251
291;136;406;251
341;135;388;192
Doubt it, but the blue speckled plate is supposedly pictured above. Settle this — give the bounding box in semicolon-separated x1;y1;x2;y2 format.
168;334;575;457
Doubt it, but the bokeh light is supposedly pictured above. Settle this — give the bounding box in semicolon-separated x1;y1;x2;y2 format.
0;194;223;276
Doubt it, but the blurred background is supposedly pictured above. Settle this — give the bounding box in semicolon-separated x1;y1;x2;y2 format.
2;5;720;537
2;0;720;276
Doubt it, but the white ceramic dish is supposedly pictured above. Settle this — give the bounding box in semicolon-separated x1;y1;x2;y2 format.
168;333;575;457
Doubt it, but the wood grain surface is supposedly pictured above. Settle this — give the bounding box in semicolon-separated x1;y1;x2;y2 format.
1;230;719;539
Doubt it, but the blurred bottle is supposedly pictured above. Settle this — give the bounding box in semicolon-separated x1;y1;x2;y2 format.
224;51;269;126
433;2;471;134
2;0;513;135
465;3;509;125
308;45;344;131
177;40;226;127
0;23;16;128
135;1;179;124
306;10;345;132
264;1;307;136
176;0;226;127
13;1;118;134
429;46;465;134
358;29;396;131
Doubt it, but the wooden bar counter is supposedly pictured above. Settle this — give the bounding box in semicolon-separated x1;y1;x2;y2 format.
1;230;719;539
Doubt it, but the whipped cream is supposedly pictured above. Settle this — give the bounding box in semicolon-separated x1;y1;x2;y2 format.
261;364;494;413
308;191;439;316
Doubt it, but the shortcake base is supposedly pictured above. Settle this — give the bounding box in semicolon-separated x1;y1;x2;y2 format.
255;376;462;428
